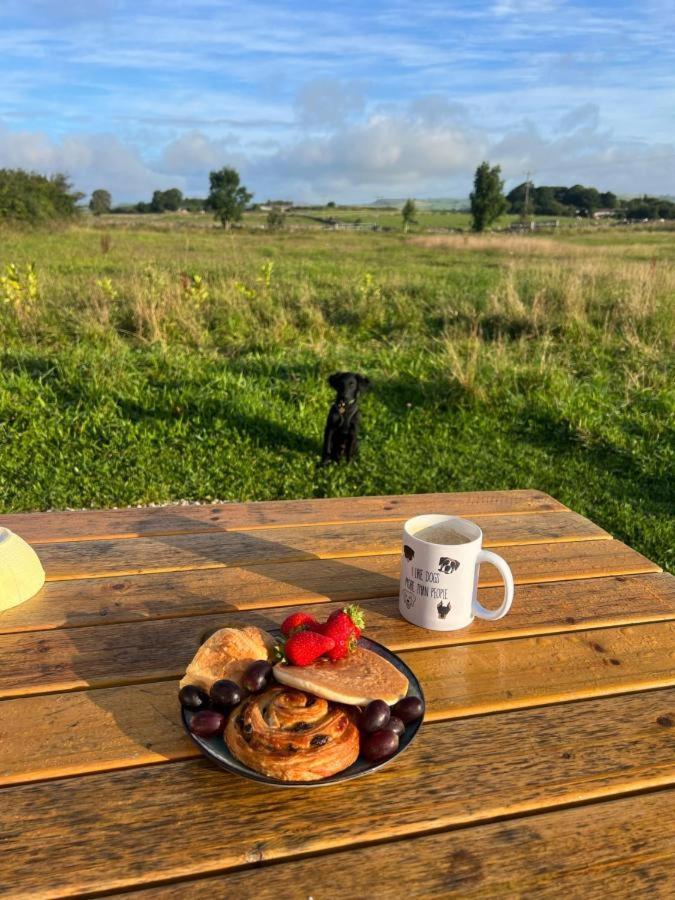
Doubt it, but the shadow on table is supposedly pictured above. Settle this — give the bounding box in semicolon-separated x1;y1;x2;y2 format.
63;512;401;767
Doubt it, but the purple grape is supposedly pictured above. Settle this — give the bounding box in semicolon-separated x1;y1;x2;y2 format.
243;660;273;693
358;700;391;734
393;696;424;725
361;729;399;762
179;684;210;711
189;710;225;738
386;715;405;736
210;679;242;709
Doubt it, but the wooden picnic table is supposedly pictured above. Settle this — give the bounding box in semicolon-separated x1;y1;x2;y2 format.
0;489;673;898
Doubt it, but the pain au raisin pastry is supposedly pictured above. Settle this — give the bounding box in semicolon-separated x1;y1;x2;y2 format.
225;686;359;781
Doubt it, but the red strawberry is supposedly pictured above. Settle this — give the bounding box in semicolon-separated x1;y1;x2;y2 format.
321;616;359;661
280;611;320;637
327;604;365;638
284;630;335;666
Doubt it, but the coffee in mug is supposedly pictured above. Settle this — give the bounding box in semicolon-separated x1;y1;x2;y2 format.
413;523;471;545
399;515;514;631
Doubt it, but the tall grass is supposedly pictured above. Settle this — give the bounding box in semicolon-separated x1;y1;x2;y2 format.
1;237;672;353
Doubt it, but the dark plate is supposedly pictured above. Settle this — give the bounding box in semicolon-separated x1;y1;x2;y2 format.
181;635;424;788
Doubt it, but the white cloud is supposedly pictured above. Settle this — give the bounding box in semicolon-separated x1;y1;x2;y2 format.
491;0;560;15
261;112;483;196
0;123;180;200
4;96;674;204
159;131;242;177
491;121;675;194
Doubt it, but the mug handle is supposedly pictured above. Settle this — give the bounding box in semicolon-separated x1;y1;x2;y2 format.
472;550;514;620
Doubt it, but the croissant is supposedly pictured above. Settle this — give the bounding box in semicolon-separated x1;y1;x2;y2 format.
180;626;275;694
224;686;359;781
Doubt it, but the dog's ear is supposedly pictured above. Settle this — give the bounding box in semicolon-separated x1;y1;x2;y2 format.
328;372;343;390
356;374;371;393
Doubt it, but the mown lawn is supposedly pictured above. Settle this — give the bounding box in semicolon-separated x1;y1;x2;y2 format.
0;222;672;572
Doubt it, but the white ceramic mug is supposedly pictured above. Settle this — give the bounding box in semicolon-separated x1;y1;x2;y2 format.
399;515;514;631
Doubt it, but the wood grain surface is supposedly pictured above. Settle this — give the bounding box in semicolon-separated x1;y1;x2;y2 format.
1;492;671;899
36;512;608;581
0;539;659;634
114;789;675;899
1;689;673;898
1;490;566;543
2;574;673;698
2;620;673;784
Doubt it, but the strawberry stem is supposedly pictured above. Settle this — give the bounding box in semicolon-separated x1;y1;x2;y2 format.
344;603;365;631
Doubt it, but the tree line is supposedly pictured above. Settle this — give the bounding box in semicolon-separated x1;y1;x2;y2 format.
1;165;674;229
507;182;618;217
506;180;675;220
95;169;252;227
469;164;675;230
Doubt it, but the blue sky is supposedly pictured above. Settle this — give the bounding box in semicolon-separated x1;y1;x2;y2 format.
1;0;673;202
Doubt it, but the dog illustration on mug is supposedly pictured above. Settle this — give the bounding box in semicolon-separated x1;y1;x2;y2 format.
438;557;460;574
403;544;415;578
437;600;451;619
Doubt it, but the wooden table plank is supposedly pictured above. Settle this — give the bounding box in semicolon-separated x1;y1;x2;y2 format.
2;620;673;784
2;574;673;698
114;789;675;899
1;690;673;898
0;539;660;634
1;490;566;543
36;512;608;581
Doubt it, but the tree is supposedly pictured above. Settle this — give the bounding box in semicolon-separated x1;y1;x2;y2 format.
625;195;675;220
560;184;600;217
206;167;252;228
266;206;285;230
0;169;82;225
401;198;417;233
89;189;111;216
182;197;206;212
533;186;569;216
507;181;613;217
150;188;183;213
470;162;506;232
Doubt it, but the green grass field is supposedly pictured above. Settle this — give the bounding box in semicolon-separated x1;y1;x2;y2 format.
95;206;579;232
0;216;672;572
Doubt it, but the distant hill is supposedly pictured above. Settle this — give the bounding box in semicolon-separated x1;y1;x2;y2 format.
370;198;468;210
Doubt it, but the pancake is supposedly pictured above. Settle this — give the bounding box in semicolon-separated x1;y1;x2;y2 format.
273;646;409;706
180;626;275;693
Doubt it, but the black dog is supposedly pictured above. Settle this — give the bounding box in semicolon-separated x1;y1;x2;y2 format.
321;372;370;464
403;545;415;562
438;557;460;574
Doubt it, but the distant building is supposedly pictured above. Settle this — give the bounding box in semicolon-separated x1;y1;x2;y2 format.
259;203;293;212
